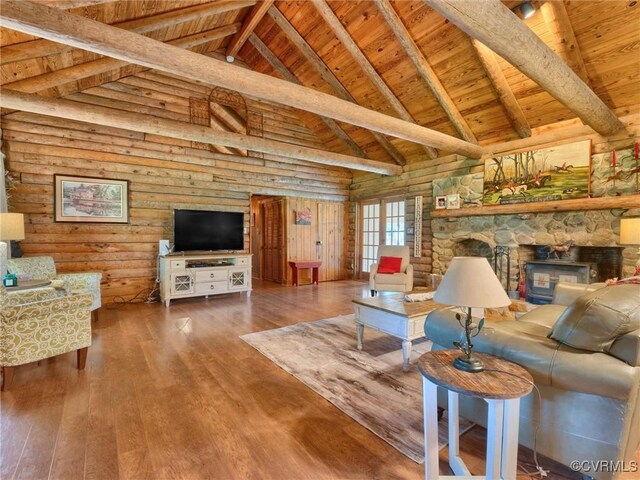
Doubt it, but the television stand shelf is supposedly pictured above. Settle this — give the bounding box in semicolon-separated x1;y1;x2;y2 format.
159;253;252;307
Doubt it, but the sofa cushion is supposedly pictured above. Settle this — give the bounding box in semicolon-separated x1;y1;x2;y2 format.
378;256;403;274
549;284;640;353
374;272;408;285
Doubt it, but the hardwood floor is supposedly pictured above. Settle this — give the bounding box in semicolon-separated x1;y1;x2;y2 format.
0;280;587;479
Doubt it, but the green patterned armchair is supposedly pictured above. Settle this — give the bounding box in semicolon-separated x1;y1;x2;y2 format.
0;286;92;391
7;256;102;319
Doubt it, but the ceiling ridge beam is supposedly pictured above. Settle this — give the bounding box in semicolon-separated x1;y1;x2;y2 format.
471;39;531;138
0;0;255;65
3;23;241;94
374;0;477;144
0;0;483;158
266;6;407;166
225;0;274;62
0;90;402;176
311;0;438;159
539;1;591;87
248;33;370;160
425;0;624;136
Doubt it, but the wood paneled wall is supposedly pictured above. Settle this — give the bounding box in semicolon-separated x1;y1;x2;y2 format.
2;70;351;303
285;197;347;285
349;112;640;286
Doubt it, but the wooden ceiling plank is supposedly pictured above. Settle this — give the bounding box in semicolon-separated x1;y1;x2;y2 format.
0;0;255;66
266;6;407;166
225;0;274;62
248;33;369;160
539;1;591;86
4;23;241;94
0;90;402;175
311;0;438;159
0;0;483;158
375;0;477;144
425;0;624;136
471;39;531;138
32;0;117;8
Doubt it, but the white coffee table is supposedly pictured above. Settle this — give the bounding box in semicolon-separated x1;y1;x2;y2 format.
352;291;440;372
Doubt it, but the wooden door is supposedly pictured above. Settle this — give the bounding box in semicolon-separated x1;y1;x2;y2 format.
262;199;285;283
318;202;346;282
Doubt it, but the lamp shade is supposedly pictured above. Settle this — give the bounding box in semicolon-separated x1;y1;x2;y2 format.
0;213;25;241
433;256;511;308
620;217;640;246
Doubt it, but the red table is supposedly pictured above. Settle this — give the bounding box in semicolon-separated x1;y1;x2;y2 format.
289;260;321;286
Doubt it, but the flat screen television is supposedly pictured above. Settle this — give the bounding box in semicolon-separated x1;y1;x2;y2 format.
174;209;244;252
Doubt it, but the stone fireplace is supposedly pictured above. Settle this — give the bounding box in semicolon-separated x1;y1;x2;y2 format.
432;210;635;288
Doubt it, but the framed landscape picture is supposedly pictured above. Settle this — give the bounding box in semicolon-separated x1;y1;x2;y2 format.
54;175;129;223
483;140;591;205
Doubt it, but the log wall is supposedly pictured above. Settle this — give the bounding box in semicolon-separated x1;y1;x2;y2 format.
2;70;351;303
349;112;640;286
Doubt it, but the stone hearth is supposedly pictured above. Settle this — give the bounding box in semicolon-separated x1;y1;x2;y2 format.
432;210;636;283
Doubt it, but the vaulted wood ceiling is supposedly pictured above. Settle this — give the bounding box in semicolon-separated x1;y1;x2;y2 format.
1;0;638;173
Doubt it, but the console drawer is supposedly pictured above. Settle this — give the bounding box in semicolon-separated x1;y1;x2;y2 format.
195;281;228;294
195;269;228;282
170;260;186;269
236;257;249;266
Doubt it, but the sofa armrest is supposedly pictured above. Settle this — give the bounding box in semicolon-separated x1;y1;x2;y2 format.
3;287;58;306
552;282;605;306
57;272;102;310
405;263;414;290
610;329;640;366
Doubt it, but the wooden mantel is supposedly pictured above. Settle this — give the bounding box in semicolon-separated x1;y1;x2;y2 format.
431;195;640;218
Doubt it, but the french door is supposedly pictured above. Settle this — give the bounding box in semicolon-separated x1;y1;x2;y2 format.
359;198;405;277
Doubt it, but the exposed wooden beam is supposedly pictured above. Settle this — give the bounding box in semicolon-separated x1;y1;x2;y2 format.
266;6;407;166
225;0;274;62
425;0;624;136
471;39;531;138
539;1;591;86
0;0;255;65
3;24;241;94
311;0;438;160
248;33;369;160
0;90;402;175
32;0;116;8
0;0;482;158
374;0;477;144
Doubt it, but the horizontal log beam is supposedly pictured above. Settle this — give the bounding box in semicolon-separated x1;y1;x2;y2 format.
0;90;402;176
430;195;640;218
0;0;254;65
0;0;483;158
3;23;240;94
425;0;624;136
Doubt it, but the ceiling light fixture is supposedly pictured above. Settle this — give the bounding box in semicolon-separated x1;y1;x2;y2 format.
519;1;537;19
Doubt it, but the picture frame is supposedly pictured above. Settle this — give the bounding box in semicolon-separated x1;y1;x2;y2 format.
294;207;312;225
435;195;447;210
54;175;129;223
446;194;461;209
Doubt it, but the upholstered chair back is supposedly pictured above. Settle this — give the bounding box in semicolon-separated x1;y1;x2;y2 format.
7;256;57;280
376;245;410;273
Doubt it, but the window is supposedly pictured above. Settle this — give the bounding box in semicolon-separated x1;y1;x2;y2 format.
359;198;405;274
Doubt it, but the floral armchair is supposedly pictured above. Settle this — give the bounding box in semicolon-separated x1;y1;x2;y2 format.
7;256;102;319
0;286;92;390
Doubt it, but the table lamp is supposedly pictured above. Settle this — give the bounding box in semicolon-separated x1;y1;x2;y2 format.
619;217;640;270
433;256;511;373
0;213;25;278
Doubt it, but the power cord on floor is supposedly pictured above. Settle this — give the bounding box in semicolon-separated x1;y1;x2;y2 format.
106;255;161;308
482;368;549;479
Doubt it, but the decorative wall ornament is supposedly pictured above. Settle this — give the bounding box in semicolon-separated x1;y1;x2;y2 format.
590;144;639;197
432;172;483;208
435;195;447;210
446;194;461;209
483;140;591;205
414;195;423;258
54;175;129;223
294;208;312;225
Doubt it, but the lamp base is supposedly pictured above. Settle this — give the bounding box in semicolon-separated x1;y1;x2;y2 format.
453;354;485;373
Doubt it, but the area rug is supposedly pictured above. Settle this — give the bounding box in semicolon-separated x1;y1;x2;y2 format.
240;314;474;464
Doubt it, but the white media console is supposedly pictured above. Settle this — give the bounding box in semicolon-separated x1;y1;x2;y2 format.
159;253;252;307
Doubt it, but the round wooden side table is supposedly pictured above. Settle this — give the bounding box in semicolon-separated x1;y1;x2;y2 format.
418;349;533;480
